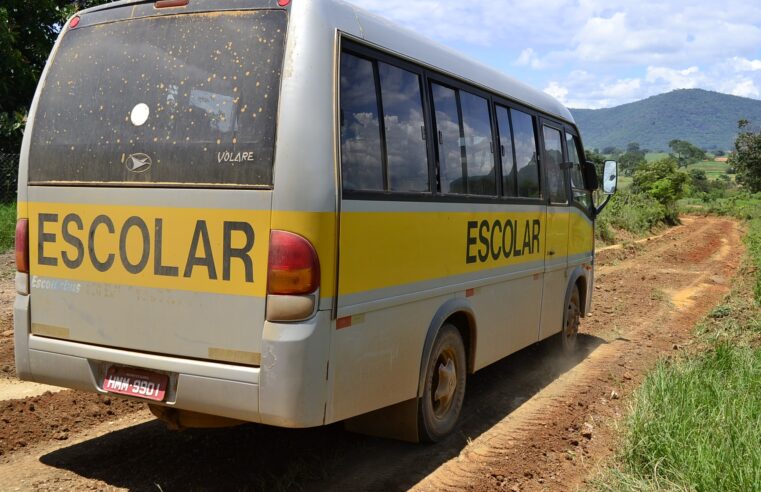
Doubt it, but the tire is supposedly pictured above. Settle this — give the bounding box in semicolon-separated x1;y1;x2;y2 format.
560;285;581;354
418;323;467;442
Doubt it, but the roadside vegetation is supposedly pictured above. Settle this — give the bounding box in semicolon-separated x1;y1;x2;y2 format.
597;123;761;491
591;129;752;244
0;202;15;251
598;195;761;491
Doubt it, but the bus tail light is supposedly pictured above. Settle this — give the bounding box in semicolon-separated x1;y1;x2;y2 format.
266;230;320;322
267;230;320;295
16;219;29;274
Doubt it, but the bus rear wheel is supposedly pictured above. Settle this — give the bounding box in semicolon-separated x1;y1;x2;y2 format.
419;323;466;442
560;285;581;354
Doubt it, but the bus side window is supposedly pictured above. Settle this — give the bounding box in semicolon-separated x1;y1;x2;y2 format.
511;109;541;198
495;105;516;197
431;83;497;196
340;53;384;191
542;125;567;204
431;83;464;194
460;91;496;196
566;133;592;210
378;62;429;192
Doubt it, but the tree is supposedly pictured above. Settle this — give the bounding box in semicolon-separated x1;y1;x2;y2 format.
632;157;688;224
618;142;647;176
585;149;605;167
0;1;109;154
688;168;709;193
728;120;761;193
668;139;706;168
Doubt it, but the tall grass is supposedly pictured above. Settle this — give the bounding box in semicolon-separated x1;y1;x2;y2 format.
596;190;667;242
599;192;761;492
607;344;761;491
0;202;16;251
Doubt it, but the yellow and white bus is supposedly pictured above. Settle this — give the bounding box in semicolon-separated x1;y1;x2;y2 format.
14;0;617;441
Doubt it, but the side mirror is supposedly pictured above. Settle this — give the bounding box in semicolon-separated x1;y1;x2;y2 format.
602;160;618;195
595;160;618;217
583;161;599;191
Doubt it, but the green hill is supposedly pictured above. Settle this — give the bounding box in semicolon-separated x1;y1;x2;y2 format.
570;89;761;152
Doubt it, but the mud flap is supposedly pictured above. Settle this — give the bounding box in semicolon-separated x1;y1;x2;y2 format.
343;397;420;442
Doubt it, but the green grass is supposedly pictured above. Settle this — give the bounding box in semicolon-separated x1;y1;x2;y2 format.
617;175;633;190
684;159;733;181
644;152;670;163
595;190;667;243
601;345;761;492
598;192;761;492
644;153;732;180
0;202;16;251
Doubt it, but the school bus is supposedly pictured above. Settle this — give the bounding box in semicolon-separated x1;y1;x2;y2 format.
14;0;617;441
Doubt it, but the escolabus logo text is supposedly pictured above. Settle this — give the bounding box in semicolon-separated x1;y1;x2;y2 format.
125;153;153;173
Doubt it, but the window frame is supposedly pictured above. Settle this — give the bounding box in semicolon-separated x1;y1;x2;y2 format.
563;126;594;217
427;73;501;198
539;118;570;207
339;43;435;198
494;99;543;201
338;38;562;206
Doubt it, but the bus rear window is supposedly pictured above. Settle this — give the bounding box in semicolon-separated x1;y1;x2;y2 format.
29;10;287;187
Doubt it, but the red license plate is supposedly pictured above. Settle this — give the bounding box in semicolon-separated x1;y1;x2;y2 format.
103;366;168;402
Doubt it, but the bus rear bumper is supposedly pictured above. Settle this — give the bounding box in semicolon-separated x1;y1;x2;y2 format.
21;339;262;423
14;293;331;428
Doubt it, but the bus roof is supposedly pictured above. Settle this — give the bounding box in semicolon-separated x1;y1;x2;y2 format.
78;0;574;124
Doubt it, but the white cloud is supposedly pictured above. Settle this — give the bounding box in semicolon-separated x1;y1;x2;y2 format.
545;76;646;109
544;82;569;102
355;0;761;107
515;48;547;69
645;66;704;90
729;57;761;72
728;79;760;98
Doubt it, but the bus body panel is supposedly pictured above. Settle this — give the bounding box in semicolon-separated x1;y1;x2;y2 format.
25;186;271;364
15;0;597;432
539;206;571;340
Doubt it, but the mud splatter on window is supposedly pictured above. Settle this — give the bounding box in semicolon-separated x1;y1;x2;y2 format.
30;10;287;186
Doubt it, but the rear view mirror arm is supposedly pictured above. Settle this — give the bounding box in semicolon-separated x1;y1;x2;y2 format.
594;194;612;217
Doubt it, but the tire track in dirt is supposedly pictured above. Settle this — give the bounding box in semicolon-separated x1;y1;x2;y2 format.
0;217;744;491
410;216;742;492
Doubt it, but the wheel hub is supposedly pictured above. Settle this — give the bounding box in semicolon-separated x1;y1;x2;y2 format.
566;301;580;339
433;357;456;414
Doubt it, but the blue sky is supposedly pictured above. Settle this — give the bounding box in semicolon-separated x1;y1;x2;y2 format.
356;0;761;109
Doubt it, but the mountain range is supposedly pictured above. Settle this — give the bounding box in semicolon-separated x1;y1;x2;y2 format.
570;89;761;152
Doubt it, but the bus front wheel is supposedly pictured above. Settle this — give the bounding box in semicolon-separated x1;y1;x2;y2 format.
418;323;467;442
560;285;581;354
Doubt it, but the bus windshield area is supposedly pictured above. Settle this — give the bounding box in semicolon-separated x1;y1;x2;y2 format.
29;10;287;187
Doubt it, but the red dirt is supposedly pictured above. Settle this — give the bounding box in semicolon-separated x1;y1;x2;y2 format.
0;216;745;491
0;392;144;458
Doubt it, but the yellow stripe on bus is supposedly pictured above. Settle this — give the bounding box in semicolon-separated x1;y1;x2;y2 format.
337;210;593;296
23;202;593;299
27;202;271;297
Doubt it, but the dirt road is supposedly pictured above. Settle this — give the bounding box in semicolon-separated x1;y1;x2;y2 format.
0;216;743;491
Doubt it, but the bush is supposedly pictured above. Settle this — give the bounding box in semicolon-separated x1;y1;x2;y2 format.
0;202;15;251
595;190;667;240
632;158;689;224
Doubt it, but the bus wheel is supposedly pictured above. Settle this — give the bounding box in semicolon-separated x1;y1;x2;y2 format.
560;285;581;354
419;323;466;442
